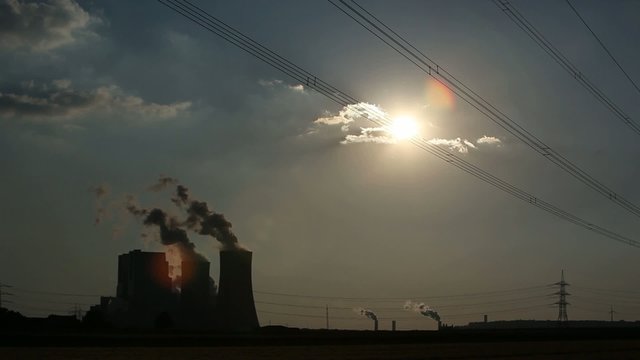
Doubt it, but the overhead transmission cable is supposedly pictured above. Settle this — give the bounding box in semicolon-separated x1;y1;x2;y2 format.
157;0;640;248
328;0;640;219
564;0;640;96
254;284;551;301
493;0;640;135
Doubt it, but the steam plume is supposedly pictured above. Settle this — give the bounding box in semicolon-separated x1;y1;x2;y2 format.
404;301;440;322
355;307;378;321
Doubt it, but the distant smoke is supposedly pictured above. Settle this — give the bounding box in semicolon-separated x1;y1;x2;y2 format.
148;176;179;192
123;177;242;251
171;184;189;207
89;183;110;225
143;208;194;250
404;301;440;322
355;308;378;321
171;184;241;250
124;194;148;217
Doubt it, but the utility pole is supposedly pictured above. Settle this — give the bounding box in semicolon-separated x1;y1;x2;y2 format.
325;305;329;330
554;270;570;323
609;305;616;322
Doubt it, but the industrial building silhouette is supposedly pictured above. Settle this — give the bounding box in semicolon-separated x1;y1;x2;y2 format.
87;249;259;331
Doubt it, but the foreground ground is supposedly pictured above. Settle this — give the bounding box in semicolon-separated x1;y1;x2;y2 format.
2;340;640;359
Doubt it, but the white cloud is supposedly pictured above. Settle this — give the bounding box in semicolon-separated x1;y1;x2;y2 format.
0;80;191;120
428;137;474;154
258;79;283;87
340;127;395;145
313;102;503;151
476;135;502;145
258;79;306;94
0;0;98;51
288;84;305;92
314;102;385;129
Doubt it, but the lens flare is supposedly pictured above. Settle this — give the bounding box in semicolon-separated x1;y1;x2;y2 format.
390;116;419;140
426;79;455;109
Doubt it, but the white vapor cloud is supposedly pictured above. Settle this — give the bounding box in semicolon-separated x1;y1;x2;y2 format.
259;79;306;93
0;80;192;120
0;0;98;51
428;137;474;154
314;102;385;129
288;84;305;92
340;127;395;145
477;135;502;145
313;102;504;152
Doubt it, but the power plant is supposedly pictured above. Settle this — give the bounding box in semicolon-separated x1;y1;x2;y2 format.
88;249;259;331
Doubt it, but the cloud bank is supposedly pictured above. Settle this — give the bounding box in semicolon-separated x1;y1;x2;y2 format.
0;0;97;51
313;103;503;152
0;80;191;120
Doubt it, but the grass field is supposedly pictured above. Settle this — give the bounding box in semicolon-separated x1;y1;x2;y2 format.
2;340;640;360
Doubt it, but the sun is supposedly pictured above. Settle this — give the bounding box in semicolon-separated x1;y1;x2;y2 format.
389;116;419;140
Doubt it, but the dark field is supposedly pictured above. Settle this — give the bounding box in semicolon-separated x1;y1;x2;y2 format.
2;340;640;360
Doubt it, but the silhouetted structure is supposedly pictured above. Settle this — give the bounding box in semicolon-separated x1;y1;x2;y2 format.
82;248;259;331
216;249;259;332
554;270;570;322
114;250;176;327
179;256;215;328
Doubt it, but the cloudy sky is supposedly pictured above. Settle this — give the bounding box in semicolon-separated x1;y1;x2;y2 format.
1;0;639;329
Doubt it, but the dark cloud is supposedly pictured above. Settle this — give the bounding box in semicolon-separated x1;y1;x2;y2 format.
0;80;191;120
0;0;95;51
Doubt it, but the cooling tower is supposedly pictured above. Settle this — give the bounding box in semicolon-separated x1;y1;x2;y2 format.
216;249;259;332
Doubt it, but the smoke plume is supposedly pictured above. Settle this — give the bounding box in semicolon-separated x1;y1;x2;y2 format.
148;176;179;192
171;184;241;250
89;183;110;225
123;177;242;251
355;308;378;321
124;194;148;217
404;301;440;322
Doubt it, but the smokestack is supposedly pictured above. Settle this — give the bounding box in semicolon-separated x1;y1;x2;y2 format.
374;319;378;331
484;314;488;323
216;250;259;332
392;320;396;331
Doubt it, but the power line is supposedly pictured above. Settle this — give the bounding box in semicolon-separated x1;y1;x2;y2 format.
8;285;103;298
565;0;640;96
157;0;640;248
256;294;552;313
328;0;640;220
572;285;640;297
493;0;640;135
254;285;551;301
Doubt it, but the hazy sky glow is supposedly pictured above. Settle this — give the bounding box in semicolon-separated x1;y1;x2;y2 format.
1;0;639;330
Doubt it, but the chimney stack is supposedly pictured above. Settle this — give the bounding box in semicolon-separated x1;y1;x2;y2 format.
391;320;396;331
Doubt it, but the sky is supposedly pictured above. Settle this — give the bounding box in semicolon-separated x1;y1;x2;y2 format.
1;0;639;330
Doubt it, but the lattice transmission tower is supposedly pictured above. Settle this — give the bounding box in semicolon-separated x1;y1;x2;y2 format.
554;270;570;322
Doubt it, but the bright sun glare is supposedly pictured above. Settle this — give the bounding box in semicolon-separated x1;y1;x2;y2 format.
389;116;419;140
